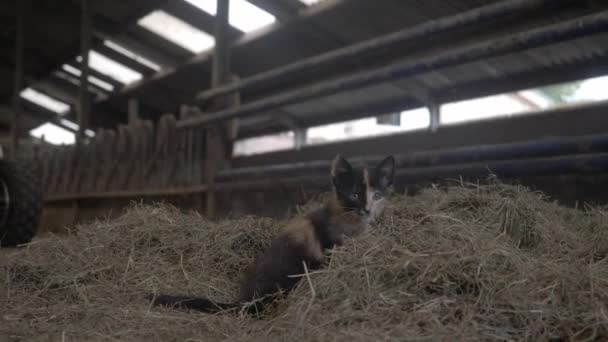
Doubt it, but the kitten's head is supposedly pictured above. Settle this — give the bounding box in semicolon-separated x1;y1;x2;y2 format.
331;154;395;223
364;155;395;223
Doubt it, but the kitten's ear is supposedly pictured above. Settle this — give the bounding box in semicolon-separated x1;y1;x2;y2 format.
376;155;395;188
331;154;353;186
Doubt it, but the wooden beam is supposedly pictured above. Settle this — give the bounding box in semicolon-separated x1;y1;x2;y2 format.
212;3;231;88
94;44;157;75
44;184;209;202
101;0;351;102
129;25;193;60
67;62;123;90
234;51;608;139
51;71;110;99
205;0;232;219
179;11;608;129
78;0;92;144
238;95;420;139
246;0;302;21
164;1;239;37
93;31;180;68
11;0;25;157
429;102;440;133
0;0;168;106
294;127;306;150
34;79;80;105
16;102;78;133
435;57;608;104
128;98;139;124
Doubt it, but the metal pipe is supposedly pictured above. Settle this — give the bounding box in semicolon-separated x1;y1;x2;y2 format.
218;133;608;180
396;153;608;183
213;153;608;191
195;0;560;104
42;152;608;202
178;11;608;129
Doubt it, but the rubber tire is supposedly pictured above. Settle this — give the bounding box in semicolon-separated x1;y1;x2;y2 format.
0;159;42;247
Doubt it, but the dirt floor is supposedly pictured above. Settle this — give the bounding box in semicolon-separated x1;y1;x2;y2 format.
2;179;608;341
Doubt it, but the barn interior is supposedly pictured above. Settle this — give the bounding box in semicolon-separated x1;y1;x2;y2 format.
1;0;607;224
2;0;608;340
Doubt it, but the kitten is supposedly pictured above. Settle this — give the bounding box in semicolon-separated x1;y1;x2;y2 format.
146;154;395;315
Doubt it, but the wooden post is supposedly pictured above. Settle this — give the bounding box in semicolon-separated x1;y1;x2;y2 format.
224;74;240;159
279;116;305;150
11;0;25;158
78;0;92;144
128;98;140;124
179;104;190;119
294;128;307;150
211;0;230;89
429;102;441;132
205;0;231;219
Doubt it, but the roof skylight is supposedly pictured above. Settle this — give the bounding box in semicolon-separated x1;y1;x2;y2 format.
61;64;115;92
59;119;96;138
298;0;325;5
103;40;162;71
30;122;75;145
137;10;215;53
77;51;143;84
572;75;608;102
185;0;276;33
20;88;70;114
59;118;79;131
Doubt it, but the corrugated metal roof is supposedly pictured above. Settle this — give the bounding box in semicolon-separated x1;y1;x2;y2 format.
1;0;607;138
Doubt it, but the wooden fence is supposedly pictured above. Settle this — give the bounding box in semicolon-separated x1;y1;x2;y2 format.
39;113;208;200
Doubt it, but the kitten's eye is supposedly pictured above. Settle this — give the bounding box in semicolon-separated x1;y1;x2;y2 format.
352;193;359;200
373;192;382;200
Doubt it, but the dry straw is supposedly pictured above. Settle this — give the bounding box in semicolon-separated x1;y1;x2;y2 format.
2;179;608;341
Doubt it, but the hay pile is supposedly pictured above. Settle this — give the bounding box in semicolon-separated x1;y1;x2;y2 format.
2;180;608;341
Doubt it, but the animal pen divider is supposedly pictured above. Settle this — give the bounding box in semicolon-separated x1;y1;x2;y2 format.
39;0;608;218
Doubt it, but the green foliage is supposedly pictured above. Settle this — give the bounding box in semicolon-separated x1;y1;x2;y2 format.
538;81;582;103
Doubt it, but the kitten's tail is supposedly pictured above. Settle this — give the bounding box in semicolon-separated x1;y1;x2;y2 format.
145;293;239;314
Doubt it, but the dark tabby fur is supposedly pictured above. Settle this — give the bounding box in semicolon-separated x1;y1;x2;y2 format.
146;154;395;315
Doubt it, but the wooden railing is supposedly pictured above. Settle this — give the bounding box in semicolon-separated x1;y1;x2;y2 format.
40;114;208;202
